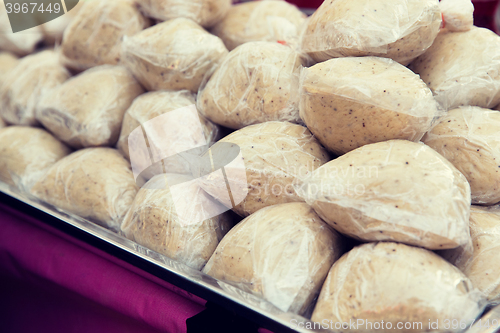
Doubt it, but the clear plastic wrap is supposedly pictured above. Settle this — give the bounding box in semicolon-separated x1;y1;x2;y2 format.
439;0;474;32
203;202;345;315
134;0;231;28
121;173;233;270
295;140;472;250
0;126;71;193
38;0;83;45
299;56;441;155
117;91;219;178
312;242;484;332
410;27;500;111
197;41;304;129
121;17;228;93
301;0;442;65
31;148;139;231
198;121;330;217
423;107;500;206
37;65;144;149
0;50;69;126
211;0;307;51
61;0;150;71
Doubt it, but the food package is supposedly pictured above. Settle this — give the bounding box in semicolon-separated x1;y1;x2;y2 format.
0;50;69;126
197;42;303;129
295;140;472;250
37;65;144;149
117;91;219;179
439;0;474;32
301;0;442;65
211;0;306;51
0;126;71;192
300;56;440;155
0;51;18;86
61;0;150;71
38;0;83;45
312;242;484;332
410;27;500;111
198;121;330;217
31;148;138;230
134;0;231;28
122;173;233;270
203;202;345;315
121;18;228;93
423;107;500;206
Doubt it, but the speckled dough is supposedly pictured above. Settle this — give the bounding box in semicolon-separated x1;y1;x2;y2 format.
211;0;306;51
301;0;441;65
312;242;483;333
198;42;303;129
31;148;138;230
203;202;345;314
121;18;228;93
296;140;472;250
423;107;500;206
37;65;144;149
199;121;330;217
410;27;500;110
0;50;69;126
61;0;150;71
439;0;474;32
0;127;71;192
300;57;439;155
135;0;231;28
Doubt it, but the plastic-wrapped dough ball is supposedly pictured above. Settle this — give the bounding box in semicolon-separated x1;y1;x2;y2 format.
203;202;345;314
61;0;150;71
135;0;231;28
410;27;500;110
0;52;18;87
295;140;472;250
37;65;144;149
31;148;138;230
0;118;5;129
0;126;71;192
121;18;228;93
197;42;304;129
312;242;483;332
122;174;233;270
439;0;474;32
301;0;442;65
0;50;69;126
38;0;83;45
423;107;500;206
211;0;306;51
300;56;440;155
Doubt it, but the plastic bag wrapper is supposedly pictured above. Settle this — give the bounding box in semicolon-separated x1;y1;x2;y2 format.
295;140;472;250
423;107;500;206
312;242;485;332
301;0;441;65
203;202;345;315
37;65;144;149
134;0;230;28
61;0;150;71
0;126;71;193
197;121;330;217
410;27;500;111
439;0;474;32
117;91;219;180
0;51;18;87
197;42;304;129
211;0;307;51
122;173;233;270
31;148;139;231
0;50;69;126
38;0;83;45
121;18;228;93
300;56;441;156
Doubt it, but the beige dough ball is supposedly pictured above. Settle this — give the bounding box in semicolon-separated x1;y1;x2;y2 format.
197;42;303;129
300;56;439;155
38;0;83;45
0;118;6;129
296;140;472;250
121;18;228;93
301;0;441;65
0;51;18;89
203;202;345;314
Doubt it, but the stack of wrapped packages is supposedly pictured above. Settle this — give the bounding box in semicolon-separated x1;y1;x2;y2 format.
0;0;499;331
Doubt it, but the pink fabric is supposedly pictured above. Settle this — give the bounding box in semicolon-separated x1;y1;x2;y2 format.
0;203;206;333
